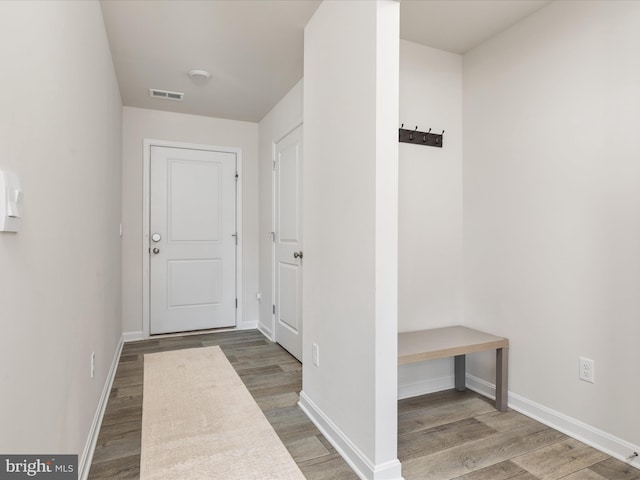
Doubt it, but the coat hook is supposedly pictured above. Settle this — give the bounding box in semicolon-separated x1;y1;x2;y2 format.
427;128;432;134
401;124;404;129
410;126;417;141
442;130;445;135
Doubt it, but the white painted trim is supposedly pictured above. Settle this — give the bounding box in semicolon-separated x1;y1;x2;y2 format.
237;320;258;330
122;331;144;343
79;336;124;480
142;139;243;338
235;148;244;330
257;323;273;340
466;374;640;470
298;392;403;480
269;137;276;341
398;375;454;400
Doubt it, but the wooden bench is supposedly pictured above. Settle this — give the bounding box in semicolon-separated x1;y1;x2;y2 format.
398;326;509;412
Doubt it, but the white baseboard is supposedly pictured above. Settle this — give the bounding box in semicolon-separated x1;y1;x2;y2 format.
466;374;640;470
237;320;258;330
398;375;454;400
257;322;274;341
79;336;124;480
122;330;144;342
298;391;403;480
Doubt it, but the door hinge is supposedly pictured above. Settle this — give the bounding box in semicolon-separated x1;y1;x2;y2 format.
235;172;239;181
272;304;276;315
236;298;238;309
270;231;275;242
232;233;238;245
272;160;276;170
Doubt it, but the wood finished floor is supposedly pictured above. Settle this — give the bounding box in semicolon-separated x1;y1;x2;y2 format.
88;330;638;480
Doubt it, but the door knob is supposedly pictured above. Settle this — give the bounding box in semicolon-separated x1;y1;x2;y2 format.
152;247;160;254
293;251;303;259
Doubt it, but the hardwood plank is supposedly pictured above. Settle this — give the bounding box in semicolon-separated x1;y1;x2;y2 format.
94;419;141;443
451;460;535;480
512;437;607;480
399;395;495;435
91;430;141;464
401;422;565;479
286;436;331;463
560;470;607;480
109;384;142;399
475;410;540;432
255;391;300;412
89;329;631;480
265;405;324;444
398;417;496;461
240;373;301;392
112;360;143;377
110;372;144;389
88;454;140;480
214;339;271;350
100;405;143;427
588;457;640;480
119;354;140;363
233;363;283;376
399;389;473;415
317;433;338;455
297;453;360;480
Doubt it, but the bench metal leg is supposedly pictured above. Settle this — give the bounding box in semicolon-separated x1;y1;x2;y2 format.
496;347;509;412
454;355;466;392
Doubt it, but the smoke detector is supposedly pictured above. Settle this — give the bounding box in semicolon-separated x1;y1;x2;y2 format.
188;69;212;82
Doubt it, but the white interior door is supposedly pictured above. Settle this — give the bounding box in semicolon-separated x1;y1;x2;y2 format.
274;126;303;361
150;146;237;334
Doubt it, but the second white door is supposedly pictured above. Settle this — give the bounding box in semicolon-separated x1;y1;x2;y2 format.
274;126;303;361
150;145;237;335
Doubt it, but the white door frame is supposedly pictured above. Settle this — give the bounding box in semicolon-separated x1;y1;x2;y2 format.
271;121;303;342
142;139;243;339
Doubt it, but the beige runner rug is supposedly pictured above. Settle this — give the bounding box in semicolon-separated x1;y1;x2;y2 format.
140;346;306;480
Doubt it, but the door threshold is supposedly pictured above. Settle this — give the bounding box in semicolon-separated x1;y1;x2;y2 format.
149;325;246;339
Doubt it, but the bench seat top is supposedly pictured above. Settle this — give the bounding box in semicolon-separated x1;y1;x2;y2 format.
398;326;509;365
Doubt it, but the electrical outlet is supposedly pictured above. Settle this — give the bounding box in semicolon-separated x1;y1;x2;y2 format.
579;356;594;383
312;343;320;367
91;352;96;379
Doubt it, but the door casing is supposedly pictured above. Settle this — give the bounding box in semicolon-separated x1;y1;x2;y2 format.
142;139;243;338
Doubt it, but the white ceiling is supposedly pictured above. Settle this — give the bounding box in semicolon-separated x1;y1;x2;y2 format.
100;0;321;122
401;0;551;54
100;0;552;123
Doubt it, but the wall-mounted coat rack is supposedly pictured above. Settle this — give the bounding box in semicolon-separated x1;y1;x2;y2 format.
399;125;444;148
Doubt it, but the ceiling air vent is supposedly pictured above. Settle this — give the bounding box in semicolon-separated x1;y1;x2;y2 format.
149;89;184;101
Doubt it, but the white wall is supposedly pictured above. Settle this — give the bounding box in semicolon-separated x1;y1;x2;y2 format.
300;2;400;478
121;107;259;334
464;0;640;450
397;40;464;397
257;80;303;338
0;0;122;466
